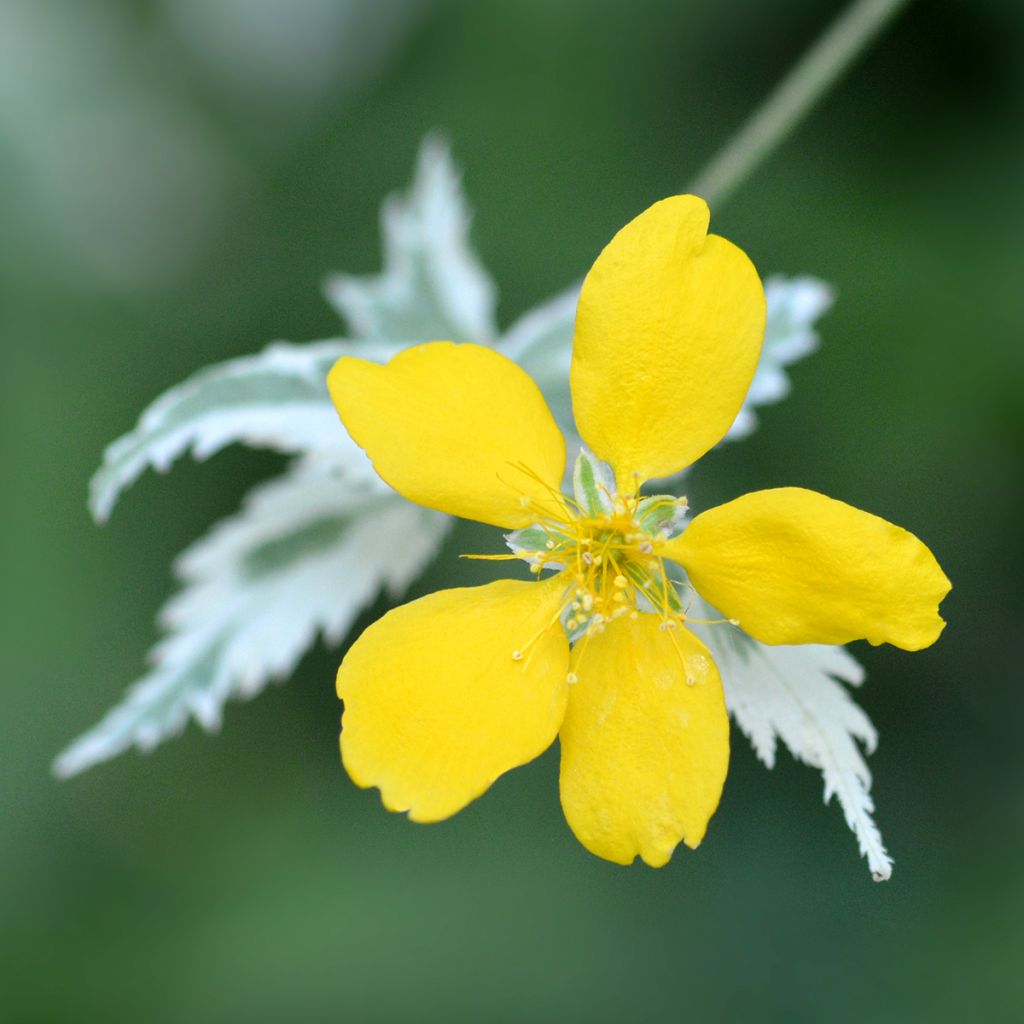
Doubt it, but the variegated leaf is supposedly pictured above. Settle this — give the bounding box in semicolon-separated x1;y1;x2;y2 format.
687;597;891;881
725;274;835;440
90;340;365;522
57;462;449;777
324;135;498;344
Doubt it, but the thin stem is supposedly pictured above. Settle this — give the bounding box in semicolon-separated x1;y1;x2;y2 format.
688;0;914;208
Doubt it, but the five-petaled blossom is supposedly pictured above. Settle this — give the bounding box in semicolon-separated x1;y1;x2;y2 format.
327;196;950;867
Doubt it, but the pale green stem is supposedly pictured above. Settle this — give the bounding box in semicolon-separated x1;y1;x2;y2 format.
688;0;914;207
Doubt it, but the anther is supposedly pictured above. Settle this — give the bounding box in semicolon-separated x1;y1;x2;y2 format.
529;563;542;575
613;575;628;589
566;672;579;684
511;650;524;661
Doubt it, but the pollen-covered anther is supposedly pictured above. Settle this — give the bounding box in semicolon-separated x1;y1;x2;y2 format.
509;477;691;640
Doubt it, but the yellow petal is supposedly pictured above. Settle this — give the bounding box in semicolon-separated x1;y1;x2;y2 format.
328;342;566;529
570;196;765;493
665;487;951;650
337;577;570;823
559;615;730;867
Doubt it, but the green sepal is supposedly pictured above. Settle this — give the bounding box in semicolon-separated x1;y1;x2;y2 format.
635;494;688;539
572;449;615;518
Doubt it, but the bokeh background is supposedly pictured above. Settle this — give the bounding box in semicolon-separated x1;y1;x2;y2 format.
4;0;1022;1020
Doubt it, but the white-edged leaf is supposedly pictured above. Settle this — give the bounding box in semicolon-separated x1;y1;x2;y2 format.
88;339;363;522
324;136;498;344
687;598;891;881
726;275;835;441
56;462;450;777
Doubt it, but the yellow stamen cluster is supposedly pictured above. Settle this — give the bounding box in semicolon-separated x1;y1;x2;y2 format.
462;463;730;678
517;494;687;638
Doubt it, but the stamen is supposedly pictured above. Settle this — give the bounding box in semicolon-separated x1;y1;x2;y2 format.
512;586;576;670
503;461;576;518
492;464;709;648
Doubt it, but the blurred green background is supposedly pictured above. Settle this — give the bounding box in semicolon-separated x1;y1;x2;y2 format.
4;0;1022;1020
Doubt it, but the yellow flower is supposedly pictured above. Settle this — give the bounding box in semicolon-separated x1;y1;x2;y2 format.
327;196;950;867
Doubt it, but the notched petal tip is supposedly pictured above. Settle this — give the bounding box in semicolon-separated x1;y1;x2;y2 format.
559;615;729;868
570;195;766;488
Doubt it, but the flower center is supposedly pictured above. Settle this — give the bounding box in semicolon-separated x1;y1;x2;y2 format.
510;491;689;640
